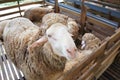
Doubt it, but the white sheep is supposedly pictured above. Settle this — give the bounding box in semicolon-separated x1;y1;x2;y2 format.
41;13;79;40
3;17;78;80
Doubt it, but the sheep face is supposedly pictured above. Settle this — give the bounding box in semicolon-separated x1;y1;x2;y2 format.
81;33;101;50
46;23;77;60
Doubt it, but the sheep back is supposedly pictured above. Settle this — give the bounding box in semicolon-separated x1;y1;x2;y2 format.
3;17;66;80
41;13;79;39
24;7;53;22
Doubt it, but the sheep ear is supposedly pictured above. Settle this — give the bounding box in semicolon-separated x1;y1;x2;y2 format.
35;36;48;44
27;36;48;53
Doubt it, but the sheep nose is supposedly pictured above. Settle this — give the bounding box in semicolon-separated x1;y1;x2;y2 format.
67;48;76;59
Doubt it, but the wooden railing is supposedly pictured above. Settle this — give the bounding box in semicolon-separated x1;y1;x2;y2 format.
0;0;17;3
46;1;120;80
58;27;120;80
0;0;44;21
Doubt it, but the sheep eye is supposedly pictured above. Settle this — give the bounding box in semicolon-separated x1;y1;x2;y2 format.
48;34;52;37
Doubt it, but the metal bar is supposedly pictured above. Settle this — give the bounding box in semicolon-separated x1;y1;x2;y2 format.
17;0;22;17
1;45;15;80
6;60;15;80
2;45;20;80
0;44;25;80
0;45;7;80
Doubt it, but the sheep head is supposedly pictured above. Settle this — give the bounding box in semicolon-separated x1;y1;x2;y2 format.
81;33;101;51
27;23;78;75
46;23;77;60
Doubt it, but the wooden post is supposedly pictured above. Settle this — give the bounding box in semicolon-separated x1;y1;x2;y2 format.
42;0;46;6
80;0;87;35
54;0;60;13
43;0;45;4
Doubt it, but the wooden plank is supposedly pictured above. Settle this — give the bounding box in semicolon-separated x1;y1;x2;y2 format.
103;41;120;65
0;10;24;17
87;17;116;31
54;0;60;13
86;23;114;36
0;15;21;22
109;28;120;42
0;0;16;3
92;31;106;40
80;0;87;35
86;0;120;9
99;0;120;5
78;62;97;80
95;51;119;79
58;41;107;80
107;28;120;49
95;40;120;79
85;73;95;80
79;40;120;80
0;1;43;11
114;50;120;64
88;9;120;23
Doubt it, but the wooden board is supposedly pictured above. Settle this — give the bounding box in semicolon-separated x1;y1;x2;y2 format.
0;0;17;3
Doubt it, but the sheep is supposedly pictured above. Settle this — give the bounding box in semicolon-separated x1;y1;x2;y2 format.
24;7;54;22
41;13;79;40
3;17;78;80
0;20;10;40
81;33;101;53
63;33;102;71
